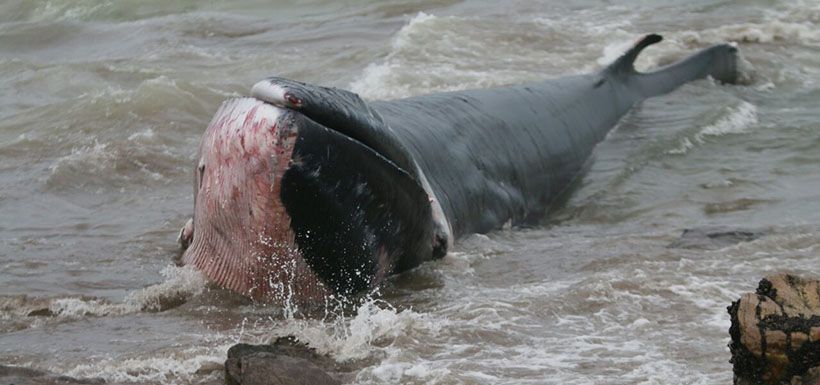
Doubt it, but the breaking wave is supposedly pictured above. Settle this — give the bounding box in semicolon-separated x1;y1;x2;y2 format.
668;101;758;155
0;266;206;332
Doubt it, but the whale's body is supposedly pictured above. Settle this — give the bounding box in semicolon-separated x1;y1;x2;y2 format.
178;35;739;300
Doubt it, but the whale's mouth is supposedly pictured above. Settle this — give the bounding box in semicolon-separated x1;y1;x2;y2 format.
181;97;329;301
181;97;436;300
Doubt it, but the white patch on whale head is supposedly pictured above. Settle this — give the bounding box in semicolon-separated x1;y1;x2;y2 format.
251;80;289;107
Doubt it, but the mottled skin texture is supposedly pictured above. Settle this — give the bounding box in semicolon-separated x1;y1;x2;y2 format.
179;34;740;301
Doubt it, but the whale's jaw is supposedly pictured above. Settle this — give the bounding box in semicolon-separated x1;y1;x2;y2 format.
181;98;328;301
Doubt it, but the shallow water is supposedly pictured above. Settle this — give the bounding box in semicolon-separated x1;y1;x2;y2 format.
1;0;819;384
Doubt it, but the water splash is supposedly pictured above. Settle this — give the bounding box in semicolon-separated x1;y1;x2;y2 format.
283;298;431;362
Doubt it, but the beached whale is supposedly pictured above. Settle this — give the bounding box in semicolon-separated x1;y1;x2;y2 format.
178;34;739;301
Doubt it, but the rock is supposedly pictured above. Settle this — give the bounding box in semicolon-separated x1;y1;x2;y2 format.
728;274;820;385
225;337;341;385
668;226;767;250
791;367;820;385
0;365;105;385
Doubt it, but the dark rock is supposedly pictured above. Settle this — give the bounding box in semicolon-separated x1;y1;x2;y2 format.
668;226;767;250
728;274;820;385
225;337;341;385
793;367;820;385
0;365;106;385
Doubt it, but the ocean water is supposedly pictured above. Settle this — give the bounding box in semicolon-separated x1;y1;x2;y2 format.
1;0;819;384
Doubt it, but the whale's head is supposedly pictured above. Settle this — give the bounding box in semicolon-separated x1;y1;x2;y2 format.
179;97;436;302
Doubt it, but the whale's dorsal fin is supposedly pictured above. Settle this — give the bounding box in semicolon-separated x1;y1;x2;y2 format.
606;33;663;75
251;77;418;178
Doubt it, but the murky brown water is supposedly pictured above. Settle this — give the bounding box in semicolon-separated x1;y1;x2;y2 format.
1;0;819;384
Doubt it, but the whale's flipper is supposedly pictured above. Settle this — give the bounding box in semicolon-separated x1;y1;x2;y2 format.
604;34;739;99
281;117;437;294
251;77;418;178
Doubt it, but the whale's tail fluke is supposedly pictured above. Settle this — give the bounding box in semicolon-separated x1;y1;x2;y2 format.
605;33;739;99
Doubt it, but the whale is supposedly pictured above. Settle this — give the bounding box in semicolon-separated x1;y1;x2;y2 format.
178;34;739;300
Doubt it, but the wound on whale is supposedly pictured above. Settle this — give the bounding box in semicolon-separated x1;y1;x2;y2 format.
177;34;740;301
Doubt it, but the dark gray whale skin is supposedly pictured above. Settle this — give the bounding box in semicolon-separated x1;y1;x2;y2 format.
373;35;738;238
183;34;739;297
